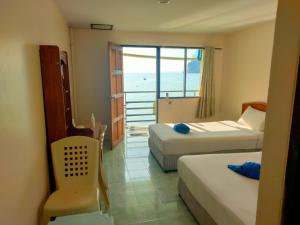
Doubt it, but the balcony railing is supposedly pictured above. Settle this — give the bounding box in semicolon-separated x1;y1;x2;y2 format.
124;90;199;126
125;91;156;125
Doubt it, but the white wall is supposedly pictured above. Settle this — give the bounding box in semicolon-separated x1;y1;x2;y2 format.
0;1;70;225
256;0;300;224
220;21;275;120
158;98;201;123
158;47;224;123
71;29;224;130
158;22;276;123
158;97;222;123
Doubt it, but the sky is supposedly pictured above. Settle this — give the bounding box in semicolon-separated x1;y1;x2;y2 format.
123;47;200;73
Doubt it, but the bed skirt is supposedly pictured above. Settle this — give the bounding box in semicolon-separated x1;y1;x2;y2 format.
178;178;218;225
148;138;180;172
148;137;261;171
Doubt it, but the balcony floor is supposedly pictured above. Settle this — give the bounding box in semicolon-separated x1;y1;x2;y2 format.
103;129;198;225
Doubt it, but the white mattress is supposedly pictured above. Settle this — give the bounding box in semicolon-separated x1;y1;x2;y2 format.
178;152;261;225
148;120;263;155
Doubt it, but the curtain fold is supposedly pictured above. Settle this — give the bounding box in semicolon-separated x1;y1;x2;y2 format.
197;47;215;118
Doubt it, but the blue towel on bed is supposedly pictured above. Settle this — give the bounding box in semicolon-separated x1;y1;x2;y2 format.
228;162;261;180
174;123;190;134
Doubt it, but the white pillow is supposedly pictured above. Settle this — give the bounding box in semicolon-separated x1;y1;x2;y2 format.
238;106;266;131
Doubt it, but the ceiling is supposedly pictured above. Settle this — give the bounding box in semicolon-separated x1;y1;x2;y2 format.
54;0;278;33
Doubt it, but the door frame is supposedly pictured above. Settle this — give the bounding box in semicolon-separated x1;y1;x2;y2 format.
121;45;160;123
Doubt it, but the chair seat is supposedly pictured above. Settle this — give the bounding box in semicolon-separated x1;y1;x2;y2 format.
44;185;99;216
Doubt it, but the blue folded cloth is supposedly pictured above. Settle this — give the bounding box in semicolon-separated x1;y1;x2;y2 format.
174;123;190;134
228;162;261;180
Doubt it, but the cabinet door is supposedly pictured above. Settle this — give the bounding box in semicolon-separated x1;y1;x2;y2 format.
40;45;67;143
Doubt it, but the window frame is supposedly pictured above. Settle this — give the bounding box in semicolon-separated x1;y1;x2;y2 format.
121;45;203;99
158;46;202;99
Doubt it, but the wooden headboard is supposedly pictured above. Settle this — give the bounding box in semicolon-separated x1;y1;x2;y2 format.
242;102;267;113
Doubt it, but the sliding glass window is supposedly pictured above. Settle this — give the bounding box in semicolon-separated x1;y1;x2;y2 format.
159;47;202;98
186;48;202;97
160;48;185;98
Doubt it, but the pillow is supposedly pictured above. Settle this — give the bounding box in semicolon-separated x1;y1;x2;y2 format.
238;106;266;131
228;162;261;180
174;123;190;134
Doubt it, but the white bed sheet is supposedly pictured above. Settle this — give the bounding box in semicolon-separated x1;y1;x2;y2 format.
148;120;263;155
178;152;261;225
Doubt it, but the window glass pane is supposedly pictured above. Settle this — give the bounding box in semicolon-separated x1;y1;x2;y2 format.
160;48;185;97
123;47;156;93
186;48;202;97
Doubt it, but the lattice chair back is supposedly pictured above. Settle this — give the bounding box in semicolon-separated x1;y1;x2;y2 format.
51;136;99;189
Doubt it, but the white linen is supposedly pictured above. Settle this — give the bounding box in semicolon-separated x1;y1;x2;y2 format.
178;152;261;225
148;120;263;155
238;107;266;131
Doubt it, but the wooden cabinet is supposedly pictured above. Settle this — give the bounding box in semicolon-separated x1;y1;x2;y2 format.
40;45;93;192
40;45;93;144
40;45;109;208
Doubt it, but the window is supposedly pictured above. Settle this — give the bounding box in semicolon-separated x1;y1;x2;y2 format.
159;47;202;98
160;48;185;97
186;48;202;97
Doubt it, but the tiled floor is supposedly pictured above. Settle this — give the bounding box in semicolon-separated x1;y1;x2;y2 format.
103;132;198;225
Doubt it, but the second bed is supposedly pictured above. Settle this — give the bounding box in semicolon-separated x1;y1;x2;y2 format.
178;152;261;225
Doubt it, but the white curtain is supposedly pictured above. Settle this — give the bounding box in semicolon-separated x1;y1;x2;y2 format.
197;47;215;118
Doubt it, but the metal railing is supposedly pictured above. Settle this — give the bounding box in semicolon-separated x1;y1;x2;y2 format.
125;91;156;124
124;90;199;125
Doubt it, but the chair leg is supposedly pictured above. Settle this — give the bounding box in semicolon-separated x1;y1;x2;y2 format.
99;182;110;210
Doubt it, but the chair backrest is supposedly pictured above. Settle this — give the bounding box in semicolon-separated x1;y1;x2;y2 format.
51;136;99;190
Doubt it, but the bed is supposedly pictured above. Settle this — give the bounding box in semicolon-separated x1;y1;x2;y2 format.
148;102;267;171
178;152;261;225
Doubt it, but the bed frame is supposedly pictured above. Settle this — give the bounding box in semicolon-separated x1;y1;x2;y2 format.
149;138;260;172
178;179;218;225
242;101;267;113
149;101;267;172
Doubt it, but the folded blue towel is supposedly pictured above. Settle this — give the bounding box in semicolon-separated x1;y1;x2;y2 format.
228;162;261;180
174;123;190;134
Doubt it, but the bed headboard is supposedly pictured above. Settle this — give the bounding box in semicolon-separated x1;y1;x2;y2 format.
242;102;267;113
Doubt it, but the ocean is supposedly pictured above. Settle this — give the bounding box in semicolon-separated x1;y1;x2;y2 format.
124;72;201;97
124;72;200;124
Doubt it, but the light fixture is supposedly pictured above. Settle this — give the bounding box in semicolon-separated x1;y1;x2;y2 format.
158;0;172;5
90;24;113;30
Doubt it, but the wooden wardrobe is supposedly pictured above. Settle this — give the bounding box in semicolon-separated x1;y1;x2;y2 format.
40;45;93;144
39;45;109;209
40;45;94;192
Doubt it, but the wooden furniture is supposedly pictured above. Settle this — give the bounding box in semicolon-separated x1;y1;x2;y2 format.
40;45;109;209
108;42;124;149
40;45;93;144
242;101;267;113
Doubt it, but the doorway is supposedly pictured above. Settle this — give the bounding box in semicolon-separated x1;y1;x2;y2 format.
123;46;157;134
109;44;202;148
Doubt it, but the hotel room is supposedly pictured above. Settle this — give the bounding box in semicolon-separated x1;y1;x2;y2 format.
0;1;299;225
